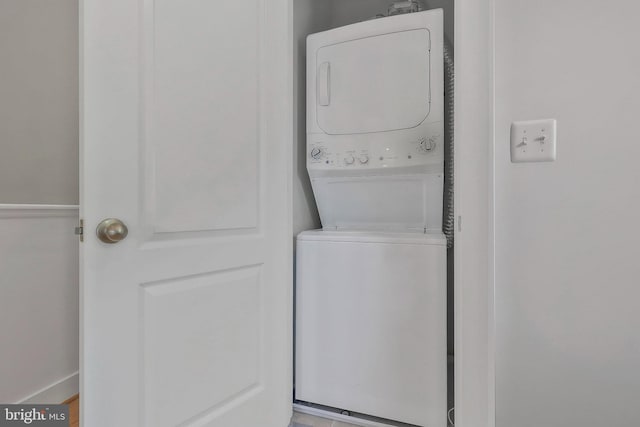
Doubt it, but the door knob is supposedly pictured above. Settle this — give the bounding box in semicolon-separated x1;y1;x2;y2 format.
96;218;128;244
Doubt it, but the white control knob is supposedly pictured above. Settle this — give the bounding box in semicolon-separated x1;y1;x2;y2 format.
310;147;322;159
359;155;369;164
344;155;355;165
420;137;436;152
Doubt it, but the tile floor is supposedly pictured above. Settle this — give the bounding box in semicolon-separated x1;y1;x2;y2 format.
290;411;360;427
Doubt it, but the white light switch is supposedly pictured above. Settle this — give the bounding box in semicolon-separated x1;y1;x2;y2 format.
510;119;557;163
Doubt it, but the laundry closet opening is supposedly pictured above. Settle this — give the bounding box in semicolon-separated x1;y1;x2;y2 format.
291;2;455;426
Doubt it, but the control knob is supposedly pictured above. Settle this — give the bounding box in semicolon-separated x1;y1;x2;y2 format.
419;137;436;152
310;147;323;160
344;155;355;165
359;155;369;164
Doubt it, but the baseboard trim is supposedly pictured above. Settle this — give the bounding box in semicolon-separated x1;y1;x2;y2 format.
19;372;79;404
292;403;402;427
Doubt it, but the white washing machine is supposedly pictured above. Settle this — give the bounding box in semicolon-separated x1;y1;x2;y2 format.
295;231;447;427
296;9;447;427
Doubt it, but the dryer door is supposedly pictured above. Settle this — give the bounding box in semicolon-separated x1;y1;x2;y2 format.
316;29;431;135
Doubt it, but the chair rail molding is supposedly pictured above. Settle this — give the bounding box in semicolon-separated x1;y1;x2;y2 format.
0;204;79;218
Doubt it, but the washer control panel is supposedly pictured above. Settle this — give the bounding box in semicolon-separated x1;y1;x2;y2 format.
307;121;443;171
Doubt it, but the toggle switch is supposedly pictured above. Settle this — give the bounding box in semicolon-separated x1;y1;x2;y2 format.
510;119;557;163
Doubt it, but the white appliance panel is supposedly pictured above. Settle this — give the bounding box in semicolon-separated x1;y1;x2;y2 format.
295;231;448;427
307;120;443;173
316;29;431;135
312;173;443;232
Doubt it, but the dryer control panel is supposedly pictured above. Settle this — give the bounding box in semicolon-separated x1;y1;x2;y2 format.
307;121;443;172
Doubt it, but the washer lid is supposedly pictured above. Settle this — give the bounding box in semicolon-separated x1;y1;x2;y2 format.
316;29;431;135
297;230;446;245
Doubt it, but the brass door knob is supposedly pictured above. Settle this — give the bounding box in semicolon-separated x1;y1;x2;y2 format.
96;218;128;244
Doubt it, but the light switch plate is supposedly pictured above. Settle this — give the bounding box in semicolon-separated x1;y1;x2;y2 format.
510;119;557;163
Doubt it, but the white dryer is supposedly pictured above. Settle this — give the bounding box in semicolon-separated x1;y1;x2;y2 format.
306;9;444;232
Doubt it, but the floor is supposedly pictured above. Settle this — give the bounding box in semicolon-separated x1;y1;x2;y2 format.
64;394;79;427
291;411;360;427
66;398;349;427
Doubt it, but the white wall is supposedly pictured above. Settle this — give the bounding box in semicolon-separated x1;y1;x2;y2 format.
0;0;79;205
0;0;79;404
495;1;640;425
453;0;493;425
0;206;79;403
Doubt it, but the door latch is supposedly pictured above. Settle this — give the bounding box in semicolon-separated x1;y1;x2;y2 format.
75;219;84;242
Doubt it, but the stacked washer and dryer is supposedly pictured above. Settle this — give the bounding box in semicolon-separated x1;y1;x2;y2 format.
295;9;447;427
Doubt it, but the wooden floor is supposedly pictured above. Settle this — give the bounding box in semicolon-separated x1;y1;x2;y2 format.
64;394;79;427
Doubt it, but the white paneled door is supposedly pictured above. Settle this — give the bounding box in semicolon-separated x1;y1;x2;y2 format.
80;1;292;426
